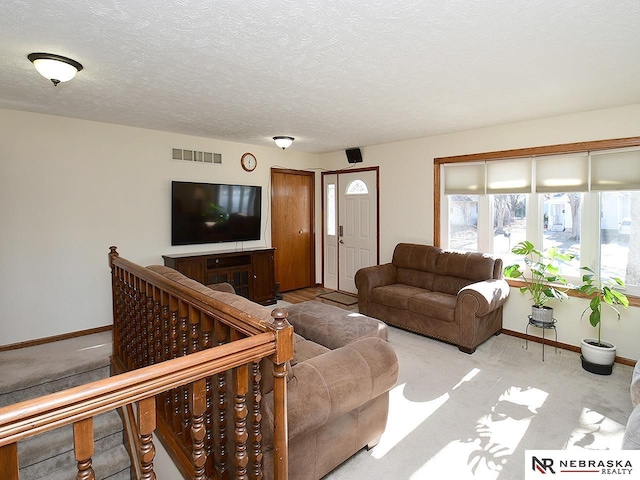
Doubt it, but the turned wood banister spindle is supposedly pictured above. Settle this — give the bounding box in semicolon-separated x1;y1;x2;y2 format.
170;296;180;432
138;397;157;480
190;378;207;480
251;361;263;480
179;301;190;438
145;282;155;365
189;305;200;354
201;315;214;461
153;293;162;364
134;279;142;368
234;364;250;480
213;319;230;477
0;443;19;480
74;417;95;480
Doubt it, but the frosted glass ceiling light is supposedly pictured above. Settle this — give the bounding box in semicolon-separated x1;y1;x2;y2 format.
28;53;83;86
273;136;294;150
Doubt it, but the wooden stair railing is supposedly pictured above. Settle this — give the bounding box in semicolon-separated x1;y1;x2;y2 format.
109;247;294;479
0;332;289;480
0;248;293;480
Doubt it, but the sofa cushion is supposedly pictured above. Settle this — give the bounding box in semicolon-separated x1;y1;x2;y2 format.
396;268;436;290
408;291;457;323
286;300;388;349
293;335;331;364
431;274;474;296
392;243;500;283
371;284;427;310
393;243;440;272
435;250;497;282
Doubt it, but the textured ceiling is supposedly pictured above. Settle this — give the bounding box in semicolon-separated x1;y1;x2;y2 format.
1;1;639;153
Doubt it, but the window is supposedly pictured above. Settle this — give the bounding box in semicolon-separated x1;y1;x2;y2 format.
436;138;640;296
449;195;478;252
346;179;368;195
541;192;582;279
492;194;526;267
600;191;640;285
327;183;336;236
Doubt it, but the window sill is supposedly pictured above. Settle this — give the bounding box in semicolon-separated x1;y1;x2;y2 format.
504;278;640;308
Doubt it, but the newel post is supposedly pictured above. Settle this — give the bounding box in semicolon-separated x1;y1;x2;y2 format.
109;246;120;359
270;308;293;480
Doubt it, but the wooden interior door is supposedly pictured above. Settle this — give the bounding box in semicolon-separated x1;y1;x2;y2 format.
271;168;315;292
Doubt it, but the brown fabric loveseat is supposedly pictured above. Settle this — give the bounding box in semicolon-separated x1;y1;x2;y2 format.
355;243;510;354
147;265;399;480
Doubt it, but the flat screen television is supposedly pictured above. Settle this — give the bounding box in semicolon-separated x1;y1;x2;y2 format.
171;181;262;246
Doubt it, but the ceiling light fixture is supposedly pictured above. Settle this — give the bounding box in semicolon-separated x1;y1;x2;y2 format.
28;53;83;86
273;136;294;150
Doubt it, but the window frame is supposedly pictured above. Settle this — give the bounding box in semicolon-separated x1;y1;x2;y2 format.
434;135;640;306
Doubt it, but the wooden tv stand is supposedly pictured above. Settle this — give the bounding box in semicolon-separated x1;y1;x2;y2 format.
162;247;276;305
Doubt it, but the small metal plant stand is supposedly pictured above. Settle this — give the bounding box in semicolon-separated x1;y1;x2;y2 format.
525;316;558;361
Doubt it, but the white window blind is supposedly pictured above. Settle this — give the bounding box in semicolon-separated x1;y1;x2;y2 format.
442;150;640;195
486;159;532;194
444;163;485;194
535;154;589;192
591;148;640;191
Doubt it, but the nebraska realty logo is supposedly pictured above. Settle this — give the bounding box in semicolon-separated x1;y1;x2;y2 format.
525;451;640;479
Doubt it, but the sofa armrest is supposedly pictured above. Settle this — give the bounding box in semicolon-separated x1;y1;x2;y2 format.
623;403;640;449
261;337;398;444
457;279;510;317
355;263;396;291
631;360;640;408
355;263;396;313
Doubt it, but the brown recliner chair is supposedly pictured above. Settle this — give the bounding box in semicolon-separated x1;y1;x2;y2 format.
355;243;510;353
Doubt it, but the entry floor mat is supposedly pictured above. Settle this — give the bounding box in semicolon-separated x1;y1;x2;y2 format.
317;291;358;306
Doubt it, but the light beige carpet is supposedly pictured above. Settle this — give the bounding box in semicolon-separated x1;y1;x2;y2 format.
326;327;635;480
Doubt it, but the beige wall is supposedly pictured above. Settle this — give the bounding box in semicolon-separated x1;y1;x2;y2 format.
317;104;640;360
3;104;640;360
0;108;316;346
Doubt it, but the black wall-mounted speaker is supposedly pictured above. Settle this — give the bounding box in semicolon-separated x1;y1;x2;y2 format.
345;148;363;163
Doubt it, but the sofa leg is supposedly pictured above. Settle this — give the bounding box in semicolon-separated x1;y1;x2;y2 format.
366;436;381;450
458;345;476;354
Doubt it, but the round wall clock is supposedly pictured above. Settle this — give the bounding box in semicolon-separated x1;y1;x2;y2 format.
241;152;257;172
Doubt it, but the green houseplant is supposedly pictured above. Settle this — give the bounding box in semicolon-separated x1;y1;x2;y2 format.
504;240;574;324
577;266;629;374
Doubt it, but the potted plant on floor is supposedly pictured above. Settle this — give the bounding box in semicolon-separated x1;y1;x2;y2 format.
504;240;574;325
577;266;629;375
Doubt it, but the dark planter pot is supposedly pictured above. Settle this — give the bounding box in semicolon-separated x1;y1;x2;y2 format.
581;356;614;375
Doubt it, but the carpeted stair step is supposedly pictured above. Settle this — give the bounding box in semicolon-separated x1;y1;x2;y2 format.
0;332;131;479
18;409;128;480
0;331;113;408
32;443;131;480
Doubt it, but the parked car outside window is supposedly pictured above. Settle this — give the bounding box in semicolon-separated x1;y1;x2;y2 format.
619;218;632;236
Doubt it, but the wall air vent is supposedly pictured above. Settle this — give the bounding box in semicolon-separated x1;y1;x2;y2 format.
172;148;222;164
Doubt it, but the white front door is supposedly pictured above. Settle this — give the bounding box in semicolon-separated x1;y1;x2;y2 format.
337;170;378;293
